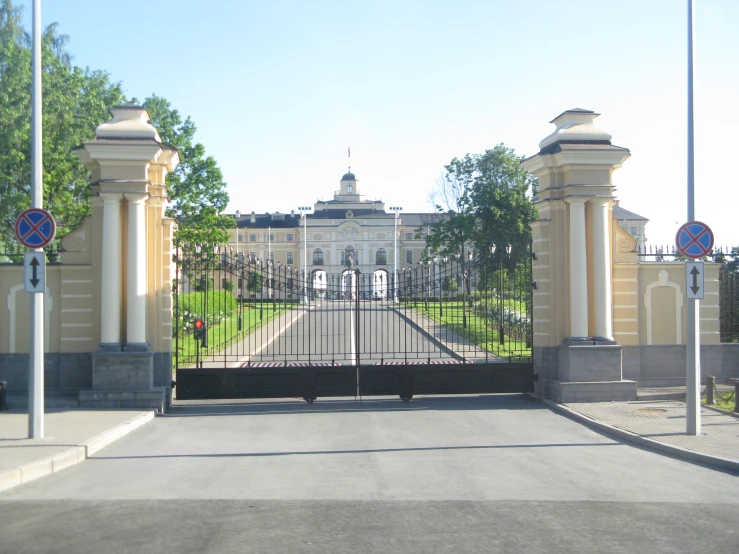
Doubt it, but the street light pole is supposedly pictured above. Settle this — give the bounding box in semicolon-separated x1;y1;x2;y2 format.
686;0;700;436
390;206;402;302
298;206;312;303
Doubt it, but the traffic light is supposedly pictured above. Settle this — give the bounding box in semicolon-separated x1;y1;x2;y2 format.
193;318;205;341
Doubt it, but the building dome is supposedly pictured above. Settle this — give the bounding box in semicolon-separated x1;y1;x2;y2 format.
342;172;356;181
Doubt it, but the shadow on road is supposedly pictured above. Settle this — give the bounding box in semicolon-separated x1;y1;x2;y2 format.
90;440;619;461
168;394;545;417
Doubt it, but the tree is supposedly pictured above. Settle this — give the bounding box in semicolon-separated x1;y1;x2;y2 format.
246;271;263;297
470;145;538;266
424;144;537;266
442;275;458;296
423;158;477;260
142;95;233;246
0;2;230;248
0;1;124;243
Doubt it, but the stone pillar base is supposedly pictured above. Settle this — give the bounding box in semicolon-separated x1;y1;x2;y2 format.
85;351;169;411
545;379;637;403
558;344;623;382
92;351;154;390
78;388;167;412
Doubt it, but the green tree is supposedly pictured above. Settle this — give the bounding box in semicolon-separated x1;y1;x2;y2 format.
470;145;538;266
442;275;458;295
142;95;232;246
424;145;537;263
0;0;124;243
246;271;263;297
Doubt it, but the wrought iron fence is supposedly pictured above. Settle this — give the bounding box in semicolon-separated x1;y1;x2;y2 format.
172;242;534;369
0;237;63;264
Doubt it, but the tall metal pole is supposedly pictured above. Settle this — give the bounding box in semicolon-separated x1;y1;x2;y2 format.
299;206;311;302
29;0;44;439
390;207;402;302
304;213;307;301
686;0;700;435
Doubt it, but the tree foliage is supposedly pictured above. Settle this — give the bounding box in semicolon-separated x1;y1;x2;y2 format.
0;1;231;247
142;95;232;246
0;0;124;242
424;144;538;267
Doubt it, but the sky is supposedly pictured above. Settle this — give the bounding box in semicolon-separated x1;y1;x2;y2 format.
21;0;739;247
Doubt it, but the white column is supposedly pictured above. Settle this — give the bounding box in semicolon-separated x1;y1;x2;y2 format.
125;193;148;346
566;197;589;339
591;198;614;341
99;193;123;346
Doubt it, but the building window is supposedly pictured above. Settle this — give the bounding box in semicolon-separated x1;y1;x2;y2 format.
629;226;637;234
376;249;387;265
342;246;357;266
237;234;243;242
220;251;228;265
406;250;412;264
287;252;294;265
269;251;275;262
313;249;324;265
405;232;413;240
347;184;353;192
269;233;275;241
249;252;256;262
287;233;294;241
271;214;284;221
249;234;257;242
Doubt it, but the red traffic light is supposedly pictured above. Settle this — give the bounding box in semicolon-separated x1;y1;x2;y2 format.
194;318;204;329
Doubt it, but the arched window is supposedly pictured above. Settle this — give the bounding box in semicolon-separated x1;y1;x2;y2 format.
376;248;387;265
312;248;324;265
342;246;356;266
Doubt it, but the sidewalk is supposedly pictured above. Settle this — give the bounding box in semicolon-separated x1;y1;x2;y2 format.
546;397;739;473
0;407;155;493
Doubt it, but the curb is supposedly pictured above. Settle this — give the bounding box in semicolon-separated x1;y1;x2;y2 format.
543;399;739;474
0;411;155;494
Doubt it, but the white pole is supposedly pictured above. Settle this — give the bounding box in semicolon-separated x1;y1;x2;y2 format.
29;0;44;439
686;0;700;435
390;206;402;302
394;214;397;301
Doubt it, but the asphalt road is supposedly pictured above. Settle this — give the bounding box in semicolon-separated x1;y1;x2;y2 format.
1;395;737;553
209;299;466;367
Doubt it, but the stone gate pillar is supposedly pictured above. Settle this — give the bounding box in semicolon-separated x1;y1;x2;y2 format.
74;106;179;410
522;109;637;402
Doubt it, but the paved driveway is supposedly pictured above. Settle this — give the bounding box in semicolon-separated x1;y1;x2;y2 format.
1;395;737;553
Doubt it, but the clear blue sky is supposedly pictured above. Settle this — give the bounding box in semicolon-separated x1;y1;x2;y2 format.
24;0;739;246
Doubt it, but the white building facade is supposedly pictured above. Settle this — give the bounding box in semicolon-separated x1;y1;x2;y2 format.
226;171;440;294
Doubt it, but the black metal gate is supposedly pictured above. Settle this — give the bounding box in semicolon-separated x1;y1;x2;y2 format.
174;243;534;402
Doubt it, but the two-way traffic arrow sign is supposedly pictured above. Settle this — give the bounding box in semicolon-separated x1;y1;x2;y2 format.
686;261;704;300
24;252;45;293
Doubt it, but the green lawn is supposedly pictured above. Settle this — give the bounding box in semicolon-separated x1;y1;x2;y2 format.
174;303;293;370
405;300;532;361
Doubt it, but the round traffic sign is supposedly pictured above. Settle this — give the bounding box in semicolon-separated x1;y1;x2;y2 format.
14;208;56;248
675;221;714;259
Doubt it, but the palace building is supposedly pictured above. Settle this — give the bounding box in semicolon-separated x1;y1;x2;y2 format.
224;169;648;294
226;170;440;294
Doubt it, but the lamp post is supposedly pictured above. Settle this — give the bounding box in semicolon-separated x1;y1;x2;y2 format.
390;206;402;302
491;243;512;347
234;210;240;259
298;206;312;303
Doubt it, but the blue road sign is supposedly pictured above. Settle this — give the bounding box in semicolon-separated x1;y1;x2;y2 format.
15;208;56;248
676;221;714;259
